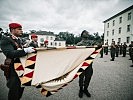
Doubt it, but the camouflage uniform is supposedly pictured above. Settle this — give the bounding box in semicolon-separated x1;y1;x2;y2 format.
115;44;119;57
110;42;116;61
129;42;133;60
119;44;123;55
123;43;127;57
131;47;133;66
29;41;39;48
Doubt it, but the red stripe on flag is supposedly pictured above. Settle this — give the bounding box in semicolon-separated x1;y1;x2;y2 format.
73;74;78;79
82;62;89;66
92;51;98;54
67;46;76;49
16;65;24;71
24;71;34;78
27;55;36;61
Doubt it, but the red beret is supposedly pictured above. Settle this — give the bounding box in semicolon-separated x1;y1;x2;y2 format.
44;40;48;43
9;23;22;29
31;34;38;38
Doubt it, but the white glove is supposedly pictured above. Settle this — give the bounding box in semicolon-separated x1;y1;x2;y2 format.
24;47;35;53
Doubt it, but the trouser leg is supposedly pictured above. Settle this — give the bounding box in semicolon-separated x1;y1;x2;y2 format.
123;52;125;56
79;71;85;98
116;52;118;57
8;87;24;100
84;64;93;89
7;76;24;100
79;71;85;88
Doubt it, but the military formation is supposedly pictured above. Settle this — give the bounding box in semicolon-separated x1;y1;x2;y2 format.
102;40;133;67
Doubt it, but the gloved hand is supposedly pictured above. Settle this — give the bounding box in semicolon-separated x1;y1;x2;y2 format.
24;47;35;53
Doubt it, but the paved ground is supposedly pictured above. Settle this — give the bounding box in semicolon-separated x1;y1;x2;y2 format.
0;52;133;100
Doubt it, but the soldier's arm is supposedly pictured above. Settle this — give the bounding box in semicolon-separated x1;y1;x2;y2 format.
1;37;26;58
29;42;36;48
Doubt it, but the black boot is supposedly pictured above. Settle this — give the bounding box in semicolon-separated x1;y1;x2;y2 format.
79;87;83;98
110;59;114;61
84;88;91;97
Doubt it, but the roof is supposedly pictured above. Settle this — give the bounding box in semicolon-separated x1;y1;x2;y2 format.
103;5;133;23
29;31;55;36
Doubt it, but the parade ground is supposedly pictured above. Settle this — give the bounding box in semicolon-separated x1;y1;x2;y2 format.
0;52;133;100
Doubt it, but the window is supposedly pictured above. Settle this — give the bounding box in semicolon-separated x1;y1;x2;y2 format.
119;17;122;23
127;37;130;43
113;20;115;26
59;42;61;46
55;42;57;46
107;23;109;28
118;38;121;43
112;29;114;35
107;31;109;36
50;37;53;40
127;25;131;32
50;42;53;46
119;27;121;34
128;12;131;20
112;39;114;42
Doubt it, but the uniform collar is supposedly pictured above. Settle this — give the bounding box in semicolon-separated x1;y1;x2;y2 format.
11;34;19;40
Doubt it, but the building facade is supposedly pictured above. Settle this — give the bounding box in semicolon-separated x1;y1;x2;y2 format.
103;5;133;45
29;31;66;48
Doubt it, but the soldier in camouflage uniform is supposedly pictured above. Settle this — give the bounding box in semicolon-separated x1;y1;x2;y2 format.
104;42;108;55
130;47;133;67
110;41;116;61
129;41;133;60
77;30;93;98
115;42;120;57
29;34;39;48
122;42;127;57
129;41;133;67
119;43;123;55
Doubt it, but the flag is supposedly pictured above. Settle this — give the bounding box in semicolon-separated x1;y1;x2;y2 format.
14;46;101;97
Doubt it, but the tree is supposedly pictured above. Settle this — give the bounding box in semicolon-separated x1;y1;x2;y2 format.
58;32;75;45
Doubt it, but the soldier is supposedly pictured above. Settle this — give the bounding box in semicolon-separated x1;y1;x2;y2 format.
0;28;3;39
100;42;104;58
77;30;93;98
104;42;108;55
0;23;35;100
29;34;39;48
122;42;127;57
115;42;120;57
129;41;133;60
130;46;133;67
110;41;116;61
119;43;123;55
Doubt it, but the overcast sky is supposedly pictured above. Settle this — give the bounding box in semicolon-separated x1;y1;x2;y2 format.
0;0;133;35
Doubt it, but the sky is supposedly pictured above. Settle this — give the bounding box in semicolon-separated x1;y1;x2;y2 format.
0;0;133;35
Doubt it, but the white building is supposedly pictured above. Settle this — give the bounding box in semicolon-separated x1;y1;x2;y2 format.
103;5;133;45
29;31;66;48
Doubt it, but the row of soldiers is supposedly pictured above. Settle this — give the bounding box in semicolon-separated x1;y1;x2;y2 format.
100;41;133;67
